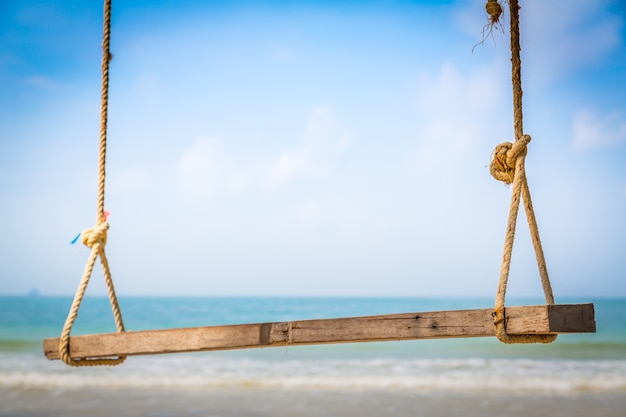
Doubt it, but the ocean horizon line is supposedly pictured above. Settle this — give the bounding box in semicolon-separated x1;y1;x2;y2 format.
1;293;619;300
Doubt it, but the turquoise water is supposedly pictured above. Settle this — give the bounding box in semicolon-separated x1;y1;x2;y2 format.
1;296;625;394
1;296;625;356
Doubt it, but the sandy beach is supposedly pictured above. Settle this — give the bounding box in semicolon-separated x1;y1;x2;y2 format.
2;387;626;417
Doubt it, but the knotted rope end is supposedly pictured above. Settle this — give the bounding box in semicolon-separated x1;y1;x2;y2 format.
80;222;109;248
473;0;505;53
486;0;503;27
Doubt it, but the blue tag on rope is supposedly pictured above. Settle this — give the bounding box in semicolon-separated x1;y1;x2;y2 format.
70;233;81;245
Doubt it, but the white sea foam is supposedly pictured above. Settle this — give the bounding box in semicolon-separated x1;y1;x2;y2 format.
2;353;625;393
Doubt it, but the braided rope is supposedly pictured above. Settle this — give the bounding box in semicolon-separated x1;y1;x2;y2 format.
488;0;556;344
59;0;127;366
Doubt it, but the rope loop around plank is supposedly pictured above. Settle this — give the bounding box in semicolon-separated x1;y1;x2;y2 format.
490;135;556;344
59;221;126;366
487;0;556;344
58;0;127;366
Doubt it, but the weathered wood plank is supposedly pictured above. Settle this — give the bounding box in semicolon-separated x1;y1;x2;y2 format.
547;304;596;333
43;303;595;360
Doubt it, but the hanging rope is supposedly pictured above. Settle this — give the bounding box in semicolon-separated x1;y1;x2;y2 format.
488;0;556;344
59;0;127;366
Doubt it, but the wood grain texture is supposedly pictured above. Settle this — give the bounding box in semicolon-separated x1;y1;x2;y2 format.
44;303;595;360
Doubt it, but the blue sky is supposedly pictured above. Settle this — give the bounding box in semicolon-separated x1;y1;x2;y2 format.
1;0;625;297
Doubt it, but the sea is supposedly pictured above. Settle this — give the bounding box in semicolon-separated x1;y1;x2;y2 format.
1;296;625;417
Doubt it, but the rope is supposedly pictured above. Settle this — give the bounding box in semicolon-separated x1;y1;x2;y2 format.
59;0;127;366
488;0;556;344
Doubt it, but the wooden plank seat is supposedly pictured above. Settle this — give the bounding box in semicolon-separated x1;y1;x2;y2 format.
44;303;595;360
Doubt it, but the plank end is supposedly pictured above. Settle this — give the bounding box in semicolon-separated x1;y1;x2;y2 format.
547;303;596;333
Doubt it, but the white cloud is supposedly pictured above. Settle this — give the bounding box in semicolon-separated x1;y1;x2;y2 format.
336;132;353;152
270;149;328;184
270;105;353;185
281;194;366;233
175;106;353;201
573;109;626;150
411;64;508;174
176;136;246;202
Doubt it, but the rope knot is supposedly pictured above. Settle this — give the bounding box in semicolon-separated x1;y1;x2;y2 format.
490;134;531;184
81;222;109;248
486;0;503;26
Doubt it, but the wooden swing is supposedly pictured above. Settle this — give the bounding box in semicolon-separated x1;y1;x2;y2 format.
44;0;595;367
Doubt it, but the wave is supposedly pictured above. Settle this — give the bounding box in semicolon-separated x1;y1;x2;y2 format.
0;339;41;352
2;354;625;394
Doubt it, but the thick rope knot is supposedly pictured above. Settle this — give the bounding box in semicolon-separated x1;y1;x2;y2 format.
486;0;503;26
490;134;531;184
81;222;109;248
